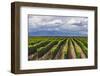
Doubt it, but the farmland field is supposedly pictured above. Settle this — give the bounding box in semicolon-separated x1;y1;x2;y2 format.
28;37;88;60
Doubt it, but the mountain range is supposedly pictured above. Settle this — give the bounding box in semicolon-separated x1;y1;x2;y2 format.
28;30;87;37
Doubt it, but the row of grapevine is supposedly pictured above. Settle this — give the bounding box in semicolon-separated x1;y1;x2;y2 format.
51;39;66;59
37;40;58;58
67;39;76;58
77;38;88;47
38;39;67;60
61;39;69;59
60;38;87;59
73;38;88;57
28;40;41;45
71;39;86;58
28;37;88;60
28;40;50;55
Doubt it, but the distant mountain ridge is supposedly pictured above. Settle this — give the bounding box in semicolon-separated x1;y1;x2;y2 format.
29;30;87;36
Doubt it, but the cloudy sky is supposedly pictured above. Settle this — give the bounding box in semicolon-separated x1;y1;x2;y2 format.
28;15;88;36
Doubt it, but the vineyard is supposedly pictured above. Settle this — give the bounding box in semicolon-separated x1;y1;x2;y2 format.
28;37;88;60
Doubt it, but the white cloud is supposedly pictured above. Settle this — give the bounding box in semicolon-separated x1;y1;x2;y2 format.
48;19;63;24
28;15;88;34
64;17;88;25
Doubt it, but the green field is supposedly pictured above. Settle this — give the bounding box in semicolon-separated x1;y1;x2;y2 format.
28;37;88;60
